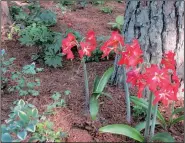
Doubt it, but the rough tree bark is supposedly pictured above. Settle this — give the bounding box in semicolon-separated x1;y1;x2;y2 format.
1;1;12;28
1;1;12;41
111;1;184;98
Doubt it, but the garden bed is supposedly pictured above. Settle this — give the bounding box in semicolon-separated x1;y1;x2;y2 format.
1;1;184;142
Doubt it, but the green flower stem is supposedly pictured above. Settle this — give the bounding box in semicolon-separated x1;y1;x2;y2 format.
122;65;131;123
144;91;153;142
169;101;175;126
150;102;158;138
82;58;90;112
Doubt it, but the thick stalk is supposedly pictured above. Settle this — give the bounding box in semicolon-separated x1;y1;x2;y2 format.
150;102;158;138
144;91;153;142
169;101;175;126
122;65;131;123
82;58;90;112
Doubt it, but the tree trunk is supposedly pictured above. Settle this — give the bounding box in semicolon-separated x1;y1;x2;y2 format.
1;1;12;41
1;1;12;28
111;1;184;98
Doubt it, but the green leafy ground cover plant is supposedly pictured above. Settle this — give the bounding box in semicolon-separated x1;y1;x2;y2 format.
10;3;57;27
1;50;41;96
1;100;39;142
107;15;124;32
10;3;62;68
132;105;147;120
45;91;70;115
29;120;67;142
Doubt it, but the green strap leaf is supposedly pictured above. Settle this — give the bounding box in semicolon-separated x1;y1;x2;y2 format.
94;67;114;93
93;92;113;100
93;76;101;92
151;132;175;142
1;133;12;142
135;120;161;132
170;115;184;126
99;124;144;142
90;95;99;120
172;107;184;116
130;96;166;127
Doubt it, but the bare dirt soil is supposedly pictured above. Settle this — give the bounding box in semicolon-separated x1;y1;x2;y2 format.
1;1;184;142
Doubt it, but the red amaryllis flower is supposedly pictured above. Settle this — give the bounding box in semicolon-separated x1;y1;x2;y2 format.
136;78;147;98
78;42;94;59
86;30;96;48
61;33;77;60
161;51;176;70
108;31;124;47
100;31;124;58
118;39;143;67
126;69;147;98
153;87;177;106
78;31;97;59
100;41;113;58
144;65;170;92
171;73;180;94
126;68;141;86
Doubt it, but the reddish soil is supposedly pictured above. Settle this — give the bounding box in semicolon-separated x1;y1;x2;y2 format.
1;1;184;142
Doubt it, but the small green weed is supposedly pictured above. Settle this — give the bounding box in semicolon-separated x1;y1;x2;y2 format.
100;7;113;14
107;15;124;32
45;91;71;115
29;120;67;142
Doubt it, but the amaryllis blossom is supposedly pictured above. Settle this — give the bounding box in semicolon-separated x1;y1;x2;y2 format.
62;33;77;59
126;68;147;98
86;30;96;48
118;39;143;67
78;42;94;59
136;78;147;98
144;65;170;92
153;87;177;105
161;51;176;70
126;68;141;86
78;30;97;59
100;31;124;58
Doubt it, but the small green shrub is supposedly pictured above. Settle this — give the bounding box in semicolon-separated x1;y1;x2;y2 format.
19;23;52;46
29;120;67;142
1;99;39;142
10;3;57;27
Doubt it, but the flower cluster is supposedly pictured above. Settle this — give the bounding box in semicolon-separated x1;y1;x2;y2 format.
61;30;96;60
61;31;181;106
125;51;180;106
100;31;124;58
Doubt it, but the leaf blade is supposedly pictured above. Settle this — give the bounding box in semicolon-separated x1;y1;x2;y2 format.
90;95;99;120
99;124;144;142
94;67;114;93
151;132;175;142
